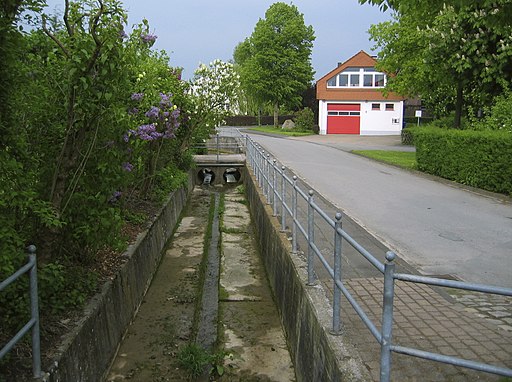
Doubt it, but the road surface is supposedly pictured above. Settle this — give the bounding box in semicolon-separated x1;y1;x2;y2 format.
244;132;512;288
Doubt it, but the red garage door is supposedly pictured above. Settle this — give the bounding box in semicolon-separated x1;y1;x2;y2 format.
327;104;360;134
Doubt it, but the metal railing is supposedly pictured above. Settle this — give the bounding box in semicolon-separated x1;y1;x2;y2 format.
244;134;512;381
0;245;41;379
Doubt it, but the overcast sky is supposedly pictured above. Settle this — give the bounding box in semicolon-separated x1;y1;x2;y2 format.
43;0;391;80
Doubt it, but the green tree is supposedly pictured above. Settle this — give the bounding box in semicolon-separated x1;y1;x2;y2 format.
363;0;512;128
234;2;315;127
187;59;241;142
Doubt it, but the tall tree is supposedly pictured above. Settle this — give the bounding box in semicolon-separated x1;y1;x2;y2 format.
363;0;512;128
234;2;315;127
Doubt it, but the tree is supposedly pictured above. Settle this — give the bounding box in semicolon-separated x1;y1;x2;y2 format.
234;2;315;127
363;0;512;128
187;59;241;142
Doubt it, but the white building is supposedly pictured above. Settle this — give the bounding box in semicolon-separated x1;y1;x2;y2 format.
316;51;405;135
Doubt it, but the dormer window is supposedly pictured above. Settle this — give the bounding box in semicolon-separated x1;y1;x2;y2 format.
327;67;386;88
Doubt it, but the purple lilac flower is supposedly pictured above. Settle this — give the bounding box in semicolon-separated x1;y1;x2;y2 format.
122;162;133;172
119;29;128;39
159;93;172;107
137;123;163;141
123;133;130;143
109;191;122;204
145;106;160;120
131;93;144;101
141;33;157;44
128;107;139;115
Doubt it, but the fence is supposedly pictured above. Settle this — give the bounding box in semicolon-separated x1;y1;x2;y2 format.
243;133;512;381
0;245;41;379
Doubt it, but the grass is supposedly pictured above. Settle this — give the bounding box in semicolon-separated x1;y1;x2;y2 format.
246;125;314;137
352;150;417;170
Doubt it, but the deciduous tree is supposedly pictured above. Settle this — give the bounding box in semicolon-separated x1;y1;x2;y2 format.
234;2;315;126
363;0;512;128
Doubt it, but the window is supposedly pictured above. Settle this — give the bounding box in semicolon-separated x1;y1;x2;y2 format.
363;74;373;87
327;67;386;88
385;103;394;111
375;74;385;87
350;74;359;87
372;103;380;110
338;74;348;87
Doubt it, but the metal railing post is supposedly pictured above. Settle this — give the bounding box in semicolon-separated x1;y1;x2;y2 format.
332;212;343;334
266;154;271;202
292;176;298;253
260;150;265;188
216;132;220;163
272;160;277;215
307;190;316;285
380;251;396;382
28;245;41;378
280;166;286;231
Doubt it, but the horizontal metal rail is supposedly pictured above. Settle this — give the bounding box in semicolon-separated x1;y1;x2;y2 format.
0;245;41;378
243;133;512;381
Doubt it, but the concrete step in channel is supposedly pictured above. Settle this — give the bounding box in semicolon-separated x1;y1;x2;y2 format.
107;186;294;381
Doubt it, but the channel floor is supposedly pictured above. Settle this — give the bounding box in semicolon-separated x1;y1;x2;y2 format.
106;187;295;381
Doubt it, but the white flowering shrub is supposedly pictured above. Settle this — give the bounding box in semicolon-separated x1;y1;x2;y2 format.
189;59;241;137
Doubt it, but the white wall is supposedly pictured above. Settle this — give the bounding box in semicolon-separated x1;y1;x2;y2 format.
318;100;403;135
360;101;403;135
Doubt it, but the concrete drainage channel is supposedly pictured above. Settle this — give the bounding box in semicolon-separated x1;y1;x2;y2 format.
107;185;295;381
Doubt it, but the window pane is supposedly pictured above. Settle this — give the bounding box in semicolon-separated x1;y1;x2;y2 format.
338;74;348;86
328;111;338;116
364;67;376;72
375;74;385;87
327;77;336;86
344;67;361;72
385;103;394;111
364;74;373;87
372;103;380;110
350;74;359;87
349;111;360;116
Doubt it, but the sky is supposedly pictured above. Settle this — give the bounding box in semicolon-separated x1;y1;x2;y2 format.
43;0;391;81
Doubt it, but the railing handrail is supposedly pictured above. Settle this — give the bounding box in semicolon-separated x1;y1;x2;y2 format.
243;133;512;380
0;245;42;379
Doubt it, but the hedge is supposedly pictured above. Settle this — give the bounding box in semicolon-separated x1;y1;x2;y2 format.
225;114;295;126
412;127;512;195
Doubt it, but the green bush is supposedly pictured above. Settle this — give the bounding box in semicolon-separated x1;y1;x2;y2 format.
413;127;512;195
294;107;315;131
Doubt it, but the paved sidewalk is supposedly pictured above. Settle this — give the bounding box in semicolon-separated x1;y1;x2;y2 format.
340;278;512;381
268;162;512;381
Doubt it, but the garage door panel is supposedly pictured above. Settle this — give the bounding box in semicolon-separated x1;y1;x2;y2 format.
327;103;360;134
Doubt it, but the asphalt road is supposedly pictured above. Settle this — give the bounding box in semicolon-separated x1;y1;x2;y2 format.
244;131;512;288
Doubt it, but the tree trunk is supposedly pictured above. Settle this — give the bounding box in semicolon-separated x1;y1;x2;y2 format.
273;102;279;127
454;80;463;129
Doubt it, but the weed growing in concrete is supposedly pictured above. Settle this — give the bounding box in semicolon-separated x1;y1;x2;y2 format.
177;343;230;379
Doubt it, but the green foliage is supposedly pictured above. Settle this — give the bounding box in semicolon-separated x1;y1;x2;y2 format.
177;343;210;378
1;0;195;339
152;165;189;203
294;107;315;131
0;260;97;332
234;2;315;124
177;344;229;379
188;59;241;143
471;89;512;132
352;150;417;170
367;0;512;125
413;127;512;194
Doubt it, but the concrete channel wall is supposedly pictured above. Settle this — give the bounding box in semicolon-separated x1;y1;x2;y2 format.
243;167;371;382
40;176;194;382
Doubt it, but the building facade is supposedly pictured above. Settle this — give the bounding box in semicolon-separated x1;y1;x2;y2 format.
316;50;405;135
